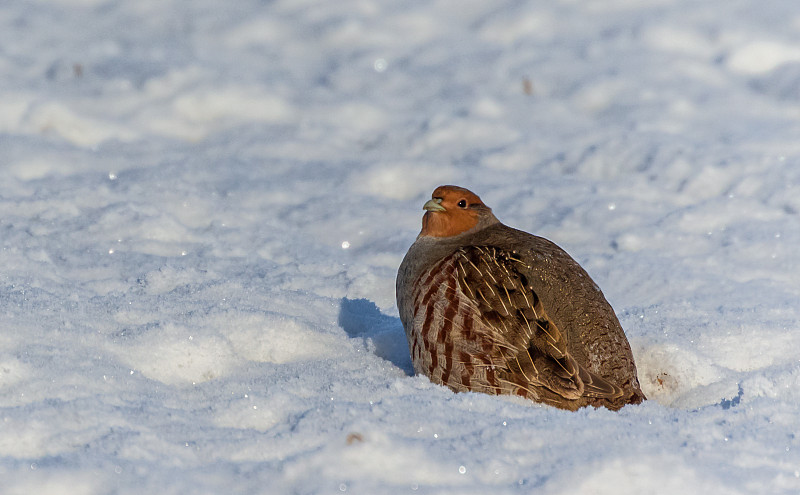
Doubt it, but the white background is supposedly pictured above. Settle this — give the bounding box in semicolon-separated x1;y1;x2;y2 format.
1;1;800;493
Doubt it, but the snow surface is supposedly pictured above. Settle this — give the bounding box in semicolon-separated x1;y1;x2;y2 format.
2;0;800;493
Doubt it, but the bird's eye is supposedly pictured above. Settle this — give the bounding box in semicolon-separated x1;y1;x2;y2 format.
457;199;467;208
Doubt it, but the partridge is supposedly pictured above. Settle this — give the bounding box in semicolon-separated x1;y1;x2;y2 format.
396;185;645;411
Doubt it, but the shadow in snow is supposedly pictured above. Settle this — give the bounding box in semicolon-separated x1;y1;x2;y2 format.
338;297;414;376
719;383;744;410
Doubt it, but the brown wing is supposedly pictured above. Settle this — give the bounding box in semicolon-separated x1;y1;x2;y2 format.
454;246;624;402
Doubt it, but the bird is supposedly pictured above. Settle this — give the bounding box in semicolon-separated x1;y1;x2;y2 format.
396;185;645;411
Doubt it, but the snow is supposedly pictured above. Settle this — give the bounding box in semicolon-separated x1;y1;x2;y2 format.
2;0;800;493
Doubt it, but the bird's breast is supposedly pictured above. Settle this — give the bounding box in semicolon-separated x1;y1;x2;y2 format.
407;252;504;394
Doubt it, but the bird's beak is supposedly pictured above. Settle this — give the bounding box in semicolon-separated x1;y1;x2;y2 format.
423;197;446;212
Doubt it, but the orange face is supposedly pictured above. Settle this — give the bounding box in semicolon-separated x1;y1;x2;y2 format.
420;185;487;237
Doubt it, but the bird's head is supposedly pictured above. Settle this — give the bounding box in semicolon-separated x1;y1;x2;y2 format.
419;185;496;237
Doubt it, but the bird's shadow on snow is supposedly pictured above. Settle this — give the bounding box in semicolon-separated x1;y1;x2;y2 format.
338;297;414;376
